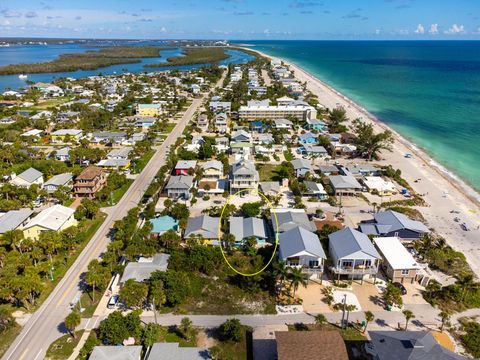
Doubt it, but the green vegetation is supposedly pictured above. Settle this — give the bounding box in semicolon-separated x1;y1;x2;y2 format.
145;47;229;68
283;150;294;161
0;310;20;358
98;177;133;207
46;330;85;360
210;320;250;360
353;119;394;160
459;319;480;358
0;46;164;75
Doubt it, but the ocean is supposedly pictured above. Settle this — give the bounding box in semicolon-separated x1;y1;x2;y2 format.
238;40;480;193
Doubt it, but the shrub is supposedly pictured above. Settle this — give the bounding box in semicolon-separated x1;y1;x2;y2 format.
218;318;243;342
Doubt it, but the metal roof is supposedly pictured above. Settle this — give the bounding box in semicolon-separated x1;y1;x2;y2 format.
185;215;219;239
0;208;33;234
120;254;170;283
230;217;267;242
44;173;73;187
279;227;326;259
374;210;429;234
271;209;315;233
147;343;211;360
23;205;75;232
328;227;380;260
90;346;142;360
165;176;194;190
17;167;43;183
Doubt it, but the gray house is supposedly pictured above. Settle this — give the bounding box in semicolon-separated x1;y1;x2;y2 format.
0;208;34;235
230;159;259;194
368;331;468;360
43;173;73;193
164;176;194;199
328;175;362;195
146;342;211;360
230;217;268;246
271;209;316;233
120;253;170;284
278;227;326;279
291;159;312;177
328;227;381;282
89;346;142;360
184;215;220;245
359;210;429;241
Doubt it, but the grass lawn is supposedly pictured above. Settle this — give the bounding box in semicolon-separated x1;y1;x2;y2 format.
164;328;197;347
132;150;155;174
20;97;73;110
256;163;279;182
45;330;85;360
98;179;133;207
159;122;176;134
209;326;250;360
0;323;21;359
77;290;103;318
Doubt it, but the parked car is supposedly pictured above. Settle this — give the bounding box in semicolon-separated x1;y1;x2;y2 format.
107;295;119;309
393;282;407;295
461;222;470;231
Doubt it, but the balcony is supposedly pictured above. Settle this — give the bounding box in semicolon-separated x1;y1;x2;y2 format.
330;265;378;275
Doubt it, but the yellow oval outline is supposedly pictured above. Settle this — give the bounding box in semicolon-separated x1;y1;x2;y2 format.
217;188;279;277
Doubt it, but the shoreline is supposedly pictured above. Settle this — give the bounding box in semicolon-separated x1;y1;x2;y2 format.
239;45;480;208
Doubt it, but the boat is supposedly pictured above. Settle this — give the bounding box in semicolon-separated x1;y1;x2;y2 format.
18;74;28;80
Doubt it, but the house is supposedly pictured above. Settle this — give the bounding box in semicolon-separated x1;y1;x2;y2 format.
328;227;381;281
278;227;326;277
55;147;71;162
209;101;231;113
214;113;228;133
230;141;254;156
291;159;312;177
276;96;295;106
198;179;228;196
197;113;209;130
305;118;327;131
43;173;73;193
164;176;194;199
91;131;127;145
120;254;170;284
174;160;197;176
273;118;293;130
318;165;340;176
250;121;265;133
23;205;77;240
259;181;281;195
214;137;230;153
298;132;318;144
146;343;211;360
271;209;316;233
230;217;268;246
97;159;131;171
374;237;421;284
202;160;223;179
150;216;178;237
300;144;328;158
328;175;362;195
74;166;106;198
135;116;156;128
89;346;142;360
275;331;348;360
303;181;328;199
136;103;162;116
10;168;44;188
231;129;251;143
359;210;429;241
0;209;34;235
230;159;259;194
368;331;468;360
107;147;133;160
21;129;43;138
254;133;274;145
363;176;397;196
342;164;381;177
184;215;220;245
50;129;82;144
186;136;205;153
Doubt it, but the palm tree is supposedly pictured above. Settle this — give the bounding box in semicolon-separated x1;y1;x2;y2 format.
64;311;81;338
364;311;375;333
458;273;478;302
273;261;289;287
288;267;308;299
402;309;415;331
314;314;327;326
439;311;450;332
345;304;357;327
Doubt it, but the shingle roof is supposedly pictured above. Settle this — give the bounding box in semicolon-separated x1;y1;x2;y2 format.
291;159;312;170
185;215;219;239
120;254;170;283
230;217;267;242
202;160;223;172
0;209;33;234
328;227;380;260
275;331;348;360
368;331;467;360
147;342;211;360
89;346;142;360
279;227;326;259
76;166;104;180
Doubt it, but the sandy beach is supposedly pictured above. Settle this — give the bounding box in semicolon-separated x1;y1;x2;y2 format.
240;46;480;278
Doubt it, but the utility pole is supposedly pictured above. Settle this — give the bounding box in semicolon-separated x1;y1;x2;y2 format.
341;293;347;329
152;297;158;324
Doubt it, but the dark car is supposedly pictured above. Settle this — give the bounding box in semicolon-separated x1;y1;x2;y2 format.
393;282;407;295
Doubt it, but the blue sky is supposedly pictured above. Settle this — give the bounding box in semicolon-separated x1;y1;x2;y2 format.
0;0;479;39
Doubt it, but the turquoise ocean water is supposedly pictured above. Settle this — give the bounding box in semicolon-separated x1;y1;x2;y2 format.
238;40;480;192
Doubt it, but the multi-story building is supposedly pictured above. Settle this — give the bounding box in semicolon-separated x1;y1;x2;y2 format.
238;104;317;121
73;166;106;198
230;159;259;194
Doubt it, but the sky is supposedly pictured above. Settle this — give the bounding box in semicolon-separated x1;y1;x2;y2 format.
0;0;479;40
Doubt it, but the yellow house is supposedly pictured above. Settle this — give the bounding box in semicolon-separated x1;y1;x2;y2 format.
136;104;162;116
50;129;83;144
23;204;78;240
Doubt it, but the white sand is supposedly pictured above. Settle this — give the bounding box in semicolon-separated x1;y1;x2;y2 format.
241;47;480;278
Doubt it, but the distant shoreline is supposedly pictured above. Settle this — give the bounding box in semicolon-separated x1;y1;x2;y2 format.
237;45;480;208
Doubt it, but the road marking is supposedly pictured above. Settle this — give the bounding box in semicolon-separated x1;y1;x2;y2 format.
18;348;28;360
33;349;43;360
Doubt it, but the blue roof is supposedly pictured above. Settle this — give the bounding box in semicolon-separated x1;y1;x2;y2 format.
150;216;178;233
251;121;264;126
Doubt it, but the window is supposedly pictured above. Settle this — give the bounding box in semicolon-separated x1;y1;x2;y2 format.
401;269;409;275
309;260;319;267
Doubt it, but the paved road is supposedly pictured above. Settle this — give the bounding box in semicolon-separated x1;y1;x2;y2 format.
2;81;219;360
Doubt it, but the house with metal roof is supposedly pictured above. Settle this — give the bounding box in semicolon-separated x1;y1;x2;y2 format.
164;176;194;199
89;345;142;360
273;118;293;130
10;167;44;188
55;147;71;162
260;181;281;195
305;118;327;131
43;173;73;193
328;227;381;282
291;159;312;177
107;147;133;160
50;129;83;143
271;209;316;233
184;215;220;245
146;342;211;360
328;175;362;196
303;181;328;200
230;159;259;194
202;160;223;179
368;331;468;360
120;253;170;284
229;217;268;246
359;210;429;241
174;160;197;176
0;209;34;235
301;144;328;158
279;227;326;278
22;204;77;240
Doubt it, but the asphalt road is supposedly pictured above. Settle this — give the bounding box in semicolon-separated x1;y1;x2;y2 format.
2;84;216;360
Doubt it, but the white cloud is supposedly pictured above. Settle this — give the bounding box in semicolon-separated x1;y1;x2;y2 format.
414;23;424;34
444;24;465;34
429;23;438;34
375;29;381;35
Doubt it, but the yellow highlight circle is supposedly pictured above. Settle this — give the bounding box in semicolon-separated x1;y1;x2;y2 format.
217;188;279;277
